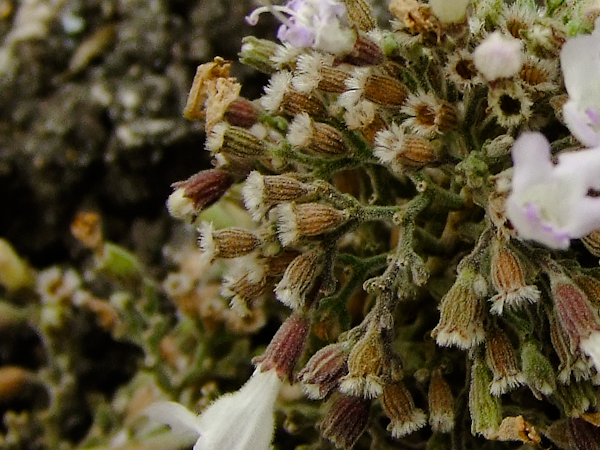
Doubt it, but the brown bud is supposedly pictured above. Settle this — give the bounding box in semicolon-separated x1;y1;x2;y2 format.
428;368;455;433
489;240;539;314
206;123;266;159
299;342;350;399
382;381;427;438
224;97;260;128
254;312;310;381
167;169;234;220
320;394;371;449
549;311;592;384
339;327;387;399
275;247;324;309
343;0;377;31
339;32;383;66
432;268;486;350
198;223;261;260
288;113;349;157
485;326;525;396
277;202;349;246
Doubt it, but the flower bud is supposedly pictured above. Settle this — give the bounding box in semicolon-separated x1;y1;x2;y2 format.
469;359;502;438
275;247;323;309
261;71;327;118
428;368;455;433
485;326;525;396
239;36;281;74
243;171;316;221
287;113;349;157
254;312;310;381
293;53;349;94
339;327;387;399
320;394;371;449
550;276;600;373
206;123;266;159
167;169;234;221
549;311;592;384
520;339;556;399
198;223;261;263
224;97;260;128
222;271;267;317
277;202;349;246
489;240;540;315
338;32;383;66
431;267;486;350
299;342;350;399
382;381;427;438
374;123;438;174
343;68;408;108
343;0;377;31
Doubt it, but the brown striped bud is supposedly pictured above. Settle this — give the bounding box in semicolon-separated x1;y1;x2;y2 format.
198;223;261;261
431;268;486;350
275;247;323;309
224;97;260;128
320;394;371;449
574;273;600;310
261;71;327;118
382;381;427;438
428;368;455;433
489;240;539;315
299;342;350;399
206;123;266;159
277;202;349;246
222;271;267;317
243;171;317;221
344;68;408;108
293;53;349;94
254;312;310;381
338;32;383;66
469;359;502;438
288;113;349;157
344;0;377;31
167;168;234;221
339;327;387;399
374;123;438;173
264;250;302;276
485;327;525;396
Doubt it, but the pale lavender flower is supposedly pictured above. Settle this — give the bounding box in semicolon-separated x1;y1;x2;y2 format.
560;20;600;146
473;31;524;81
246;0;355;55
145;368;282;450
506;132;600;249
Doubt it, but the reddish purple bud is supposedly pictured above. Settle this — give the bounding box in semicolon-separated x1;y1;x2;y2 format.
552;280;600;350
320;394;371;449
298;342;350;399
224;97;260;127
167;169;234;220
254;312;310;382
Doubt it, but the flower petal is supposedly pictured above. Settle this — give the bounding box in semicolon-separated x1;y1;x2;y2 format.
562;100;600;147
144;401;202;438
510;132;554;192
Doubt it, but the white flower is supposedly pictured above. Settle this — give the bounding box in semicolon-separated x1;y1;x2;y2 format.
246;0;355;55
473;31;524;81
145;368;283;450
560;19;600;146
505;132;600;249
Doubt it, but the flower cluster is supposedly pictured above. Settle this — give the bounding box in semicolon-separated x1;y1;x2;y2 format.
159;0;600;449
